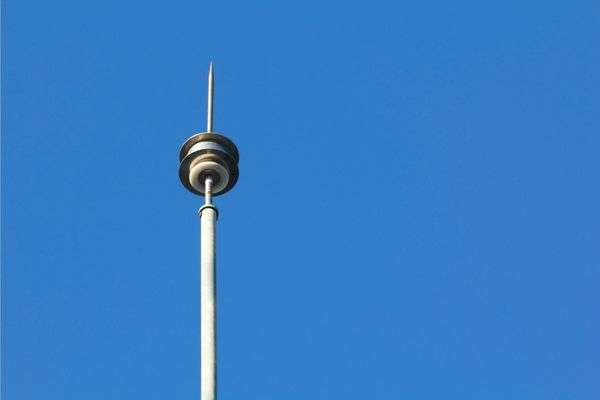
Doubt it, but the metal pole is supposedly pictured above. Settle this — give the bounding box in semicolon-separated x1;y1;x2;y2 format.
200;175;217;400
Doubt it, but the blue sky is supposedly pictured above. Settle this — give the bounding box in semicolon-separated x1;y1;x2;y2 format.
2;1;599;398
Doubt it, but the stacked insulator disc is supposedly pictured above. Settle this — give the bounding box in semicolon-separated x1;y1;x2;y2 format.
179;132;239;196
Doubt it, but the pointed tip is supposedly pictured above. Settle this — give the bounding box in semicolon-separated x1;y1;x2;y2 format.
206;61;214;132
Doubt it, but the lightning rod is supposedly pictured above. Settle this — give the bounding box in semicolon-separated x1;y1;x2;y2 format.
178;63;240;400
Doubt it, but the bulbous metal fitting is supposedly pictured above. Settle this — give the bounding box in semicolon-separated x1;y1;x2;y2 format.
179;132;239;196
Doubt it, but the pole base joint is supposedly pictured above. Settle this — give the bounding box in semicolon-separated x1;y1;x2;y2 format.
199;204;219;219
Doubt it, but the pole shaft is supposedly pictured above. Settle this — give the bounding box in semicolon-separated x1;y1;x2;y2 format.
200;204;217;400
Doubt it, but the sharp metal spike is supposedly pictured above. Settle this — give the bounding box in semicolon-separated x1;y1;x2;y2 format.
207;62;214;132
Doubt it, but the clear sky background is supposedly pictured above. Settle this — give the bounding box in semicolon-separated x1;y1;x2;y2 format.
2;1;599;399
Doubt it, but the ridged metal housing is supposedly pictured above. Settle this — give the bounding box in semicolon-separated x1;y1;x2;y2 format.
179;132;240;196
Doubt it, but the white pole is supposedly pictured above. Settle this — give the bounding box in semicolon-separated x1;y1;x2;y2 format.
200;176;217;400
